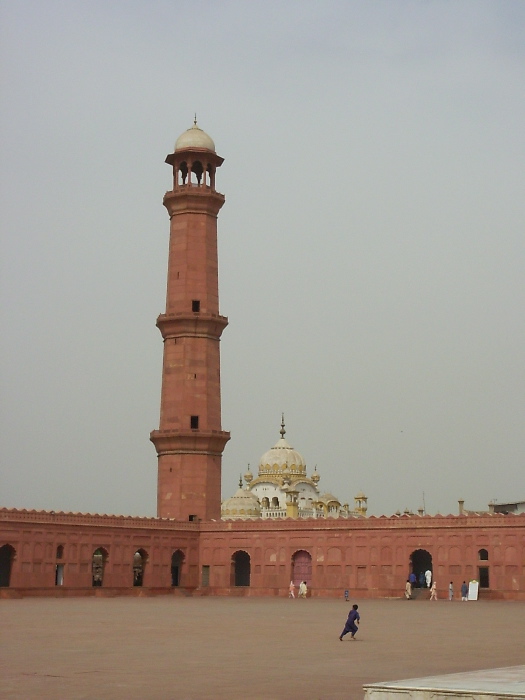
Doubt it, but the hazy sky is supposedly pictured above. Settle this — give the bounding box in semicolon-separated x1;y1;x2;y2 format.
1;1;524;518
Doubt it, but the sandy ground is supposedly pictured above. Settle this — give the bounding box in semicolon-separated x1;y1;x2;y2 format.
1;596;524;699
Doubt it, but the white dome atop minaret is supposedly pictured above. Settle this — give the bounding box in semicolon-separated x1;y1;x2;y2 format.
175;117;216;152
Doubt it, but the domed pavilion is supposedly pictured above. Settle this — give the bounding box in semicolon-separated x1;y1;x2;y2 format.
222;417;367;520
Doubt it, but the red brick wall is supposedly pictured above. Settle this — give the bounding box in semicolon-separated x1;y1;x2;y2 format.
0;510;199;592
2;510;523;599
198;514;525;600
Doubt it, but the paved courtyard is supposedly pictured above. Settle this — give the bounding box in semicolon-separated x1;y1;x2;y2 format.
1;596;524;699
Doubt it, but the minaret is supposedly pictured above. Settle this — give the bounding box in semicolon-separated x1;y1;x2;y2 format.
150;120;230;521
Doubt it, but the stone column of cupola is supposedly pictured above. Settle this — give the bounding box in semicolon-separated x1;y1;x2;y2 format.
150;128;230;521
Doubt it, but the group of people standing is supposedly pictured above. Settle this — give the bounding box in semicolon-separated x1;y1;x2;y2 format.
405;574;470;601
405;568;433;598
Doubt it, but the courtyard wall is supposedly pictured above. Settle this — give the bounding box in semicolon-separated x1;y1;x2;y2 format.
1;508;523;599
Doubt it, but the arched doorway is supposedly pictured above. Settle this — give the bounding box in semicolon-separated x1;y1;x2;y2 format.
0;544;15;587
133;549;147;587
232;551;250;587
410;549;432;587
292;550;312;586
92;548;108;587
478;549;490;588
55;545;65;586
171;549;185;586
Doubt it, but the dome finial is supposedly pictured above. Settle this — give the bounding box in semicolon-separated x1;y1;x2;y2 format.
280;413;286;439
238;474;243;489
244;463;253;484
194;113;197;126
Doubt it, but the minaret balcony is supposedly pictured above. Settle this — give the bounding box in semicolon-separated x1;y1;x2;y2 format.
163;188;225;217
156;312;228;340
150;428;230;456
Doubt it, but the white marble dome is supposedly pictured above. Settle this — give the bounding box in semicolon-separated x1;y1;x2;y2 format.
221;486;261;520
175;120;215;152
258;417;307;475
259;438;306;474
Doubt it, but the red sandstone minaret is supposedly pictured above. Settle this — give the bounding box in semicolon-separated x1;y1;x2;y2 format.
150;120;230;521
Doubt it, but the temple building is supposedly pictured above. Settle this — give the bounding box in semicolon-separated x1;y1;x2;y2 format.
222;416;368;520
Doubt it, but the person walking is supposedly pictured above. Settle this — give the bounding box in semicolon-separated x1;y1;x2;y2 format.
298;580;307;598
339;604;360;641
425;569;432;588
288;581;295;598
448;581;454;601
429;581;438;600
405;579;412;599
461;581;468;601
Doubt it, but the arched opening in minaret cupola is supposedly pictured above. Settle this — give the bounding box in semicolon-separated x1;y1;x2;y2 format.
205;163;213;187
175;160;214;188
190;160;203;185
177;161;188;186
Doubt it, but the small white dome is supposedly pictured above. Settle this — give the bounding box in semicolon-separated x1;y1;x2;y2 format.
319;492;340;505
175;121;215;152
221;487;261;520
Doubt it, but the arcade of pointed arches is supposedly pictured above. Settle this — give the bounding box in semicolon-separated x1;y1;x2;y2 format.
175;159;215;188
0;538;506;594
0;543;190;589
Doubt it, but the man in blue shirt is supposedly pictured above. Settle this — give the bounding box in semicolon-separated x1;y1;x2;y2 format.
339;604;360;641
